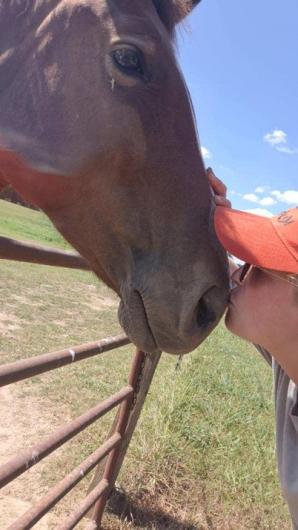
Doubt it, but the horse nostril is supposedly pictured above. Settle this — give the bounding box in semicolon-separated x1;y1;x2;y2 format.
196;289;218;328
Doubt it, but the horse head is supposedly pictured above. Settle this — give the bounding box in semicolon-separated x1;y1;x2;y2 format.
0;0;229;354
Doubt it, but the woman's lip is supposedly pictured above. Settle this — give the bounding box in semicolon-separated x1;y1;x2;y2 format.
227;295;234;306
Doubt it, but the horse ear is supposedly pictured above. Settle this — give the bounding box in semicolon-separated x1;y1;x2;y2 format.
173;0;202;25
153;1;201;32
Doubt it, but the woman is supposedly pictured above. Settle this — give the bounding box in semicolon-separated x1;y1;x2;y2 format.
208;168;298;529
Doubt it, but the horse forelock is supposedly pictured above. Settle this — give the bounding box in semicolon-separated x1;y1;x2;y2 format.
0;1;199;37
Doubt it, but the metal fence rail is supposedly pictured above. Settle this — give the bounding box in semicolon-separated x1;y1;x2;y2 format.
0;236;90;270
7;434;121;530
0;386;133;489
57;480;110;530
0;334;130;387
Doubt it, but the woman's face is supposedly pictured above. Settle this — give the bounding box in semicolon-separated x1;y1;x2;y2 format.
226;265;298;352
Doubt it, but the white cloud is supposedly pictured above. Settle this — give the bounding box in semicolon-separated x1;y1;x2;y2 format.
254;186;267;194
245;208;274;218
242;192;276;208
270;190;298;204
243;193;259;203
264;129;298;155
201;146;212;160
264;129;287;146
276;146;298;155
258;196;277;206
241;187;297;212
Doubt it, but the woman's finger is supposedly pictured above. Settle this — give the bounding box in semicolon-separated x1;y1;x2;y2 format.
207;167;227;197
214;196;232;208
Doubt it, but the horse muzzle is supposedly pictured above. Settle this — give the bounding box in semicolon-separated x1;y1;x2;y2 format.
118;282;229;355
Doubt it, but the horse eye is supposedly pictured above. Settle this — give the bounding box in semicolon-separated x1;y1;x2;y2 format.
112;48;144;76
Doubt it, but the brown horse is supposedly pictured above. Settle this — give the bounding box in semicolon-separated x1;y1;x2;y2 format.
0;0;229;354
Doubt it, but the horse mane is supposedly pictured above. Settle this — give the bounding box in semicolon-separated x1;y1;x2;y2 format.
152;0;201;36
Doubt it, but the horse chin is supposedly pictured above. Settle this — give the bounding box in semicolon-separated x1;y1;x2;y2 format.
118;295;159;354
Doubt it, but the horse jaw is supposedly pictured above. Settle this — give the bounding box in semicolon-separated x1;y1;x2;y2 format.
0;155;72;214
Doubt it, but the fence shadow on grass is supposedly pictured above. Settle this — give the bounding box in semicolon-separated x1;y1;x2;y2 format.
106;487;202;530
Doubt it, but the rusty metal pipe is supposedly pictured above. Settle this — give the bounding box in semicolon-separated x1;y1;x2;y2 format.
8;433;122;530
0;386;133;488
90;350;146;526
0;334;130;388
0;236;90;270
56;479;110;530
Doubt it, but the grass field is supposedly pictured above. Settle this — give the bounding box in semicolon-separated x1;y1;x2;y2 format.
0;199;290;529
0;199;69;248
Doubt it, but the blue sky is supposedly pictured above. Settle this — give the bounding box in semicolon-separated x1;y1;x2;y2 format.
177;0;298;217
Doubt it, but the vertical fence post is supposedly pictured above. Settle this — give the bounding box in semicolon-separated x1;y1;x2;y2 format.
86;349;162;529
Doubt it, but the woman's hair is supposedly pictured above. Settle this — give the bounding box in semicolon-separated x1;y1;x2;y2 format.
287;273;298;304
270;270;298;303
287;272;298;282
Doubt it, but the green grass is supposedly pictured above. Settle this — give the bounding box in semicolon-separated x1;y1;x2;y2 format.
0;200;290;529
159;332;284;529
0;199;69;248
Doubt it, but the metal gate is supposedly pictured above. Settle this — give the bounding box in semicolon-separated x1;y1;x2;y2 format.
0;236;161;529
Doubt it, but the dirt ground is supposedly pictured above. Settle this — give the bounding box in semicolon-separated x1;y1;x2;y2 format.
0;383;61;528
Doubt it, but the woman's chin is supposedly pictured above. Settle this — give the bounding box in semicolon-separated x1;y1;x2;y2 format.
224;307;239;336
224;312;250;343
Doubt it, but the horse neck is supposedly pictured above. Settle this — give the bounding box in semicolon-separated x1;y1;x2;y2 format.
0;171;8;192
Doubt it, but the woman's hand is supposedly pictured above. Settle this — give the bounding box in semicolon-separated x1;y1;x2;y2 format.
207;168;236;276
207;167;232;208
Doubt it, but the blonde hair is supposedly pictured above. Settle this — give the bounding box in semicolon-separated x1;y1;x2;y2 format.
285;272;298;286
261;267;298;287
282;273;298;304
